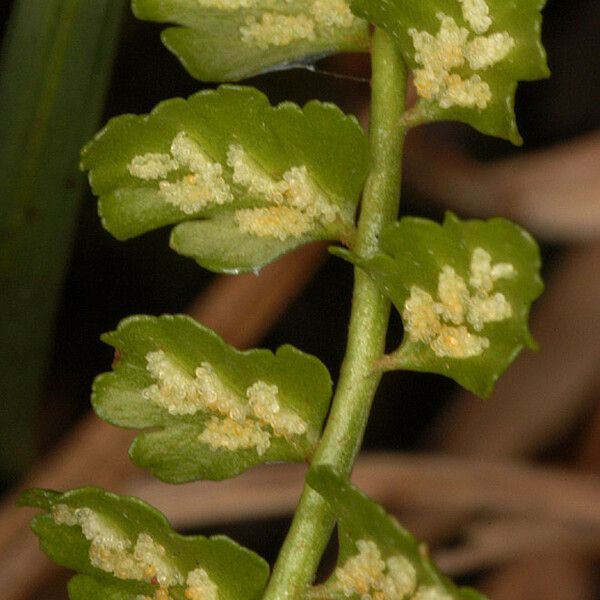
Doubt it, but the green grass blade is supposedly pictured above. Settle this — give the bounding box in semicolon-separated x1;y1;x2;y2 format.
0;0;127;480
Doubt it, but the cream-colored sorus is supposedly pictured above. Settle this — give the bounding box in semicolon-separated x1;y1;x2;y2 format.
239;1;358;49
458;0;492;33
412;587;453;600
142;351;308;455
240;13;316;49
194;0;256;9
128;153;178;180
144;353;243;420
199;415;272;455
463;32;515;70
311;0;356;29
128;131;233;214
227;143;342;240
135;590;174;600
234;206;313;240
52;505;183;587
184;567;220;600
247;380;307;437
408;0;515;110
402;247;515;359
332;539;417;599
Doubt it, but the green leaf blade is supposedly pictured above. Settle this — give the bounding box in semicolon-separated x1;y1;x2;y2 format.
82;86;367;273
132;0;370;82
0;0;126;478
335;213;543;398
93;314;332;482
308;466;487;600
21;487;269;600
352;0;549;143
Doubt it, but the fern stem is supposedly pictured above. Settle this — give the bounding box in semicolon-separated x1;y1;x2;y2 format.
263;29;407;599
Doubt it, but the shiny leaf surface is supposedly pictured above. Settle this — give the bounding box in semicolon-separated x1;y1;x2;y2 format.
334;213;543;397
93;314;332;482
82;86;367;273
19;487;269;600
308;466;487;600
132;0;370;81
352;0;549;143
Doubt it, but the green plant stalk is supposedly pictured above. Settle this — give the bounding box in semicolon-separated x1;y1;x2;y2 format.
263;29;407;600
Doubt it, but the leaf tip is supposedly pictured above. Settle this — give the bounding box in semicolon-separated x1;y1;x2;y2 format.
18;488;58;510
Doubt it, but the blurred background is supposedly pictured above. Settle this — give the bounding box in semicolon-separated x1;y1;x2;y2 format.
1;0;599;598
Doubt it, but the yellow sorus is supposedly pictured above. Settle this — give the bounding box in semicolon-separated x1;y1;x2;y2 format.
199;415;272;455
169;131;213;175
310;0;357;29
160;133;232;214
282;166;340;223
90;533;182;586
435;265;469;325
467;293;512;332
458;0;492;34
332;539;417;599
382;555;418;599
194;362;249;423
429;324;490;358
127;131;233;214
469;246;515;295
403;287;443;344
408;1;515;110
128;153;178;180
195;0;256;9
333;539;386;596
228;144;340;222
227;143;341;238
235;206;314;240
185;567;219;600
412;586;454;600
52;505;182;586
135;590;174;600
464;32;515;70
409;15;469;79
402;247;515;358
240;13;316;49
143;351;308;454
227;144;286;204
133;533;183;588
403;288;488;359
52;504;129;552
143;352;245;420
438;73;492;110
246;380;307;438
143;351;205;416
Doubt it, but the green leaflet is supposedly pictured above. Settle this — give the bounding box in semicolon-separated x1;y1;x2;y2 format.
93;314;332;482
352;0;549;144
19;487;268;600
81;85;367;273
334;213;543;398
132;0;370;81
307;466;487;600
